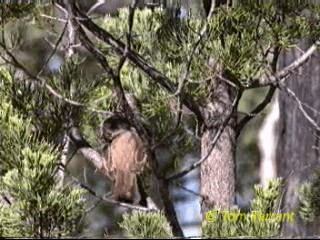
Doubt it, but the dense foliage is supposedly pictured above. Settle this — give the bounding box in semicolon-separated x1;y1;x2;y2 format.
0;1;320;238
0;68;85;238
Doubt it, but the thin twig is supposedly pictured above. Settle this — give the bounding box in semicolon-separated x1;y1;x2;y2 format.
37;18;68;79
280;83;320;132
84;199;102;214
174;0;215;97
0;43;113;117
40;14;67;23
175;182;204;198
116;0;138;75
1;194;11;205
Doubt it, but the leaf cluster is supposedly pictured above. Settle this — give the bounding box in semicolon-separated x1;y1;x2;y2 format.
202;179;282;238
0;68;85;238
299;168;320;222
119;210;173;238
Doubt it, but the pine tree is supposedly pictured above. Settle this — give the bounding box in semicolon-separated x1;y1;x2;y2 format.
0;68;85;237
0;1;320;238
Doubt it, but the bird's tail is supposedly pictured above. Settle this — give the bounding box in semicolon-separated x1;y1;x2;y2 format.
113;170;139;204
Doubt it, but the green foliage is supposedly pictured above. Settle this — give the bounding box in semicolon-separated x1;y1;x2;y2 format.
96;4;320;173
1;2;319;237
0;4;36;23
99;4;320;126
202;179;282;238
100;8;199;164
1;56;105;146
251;178;281;213
206;2;319;84
299;168;320;222
119;211;173;238
0;71;85;237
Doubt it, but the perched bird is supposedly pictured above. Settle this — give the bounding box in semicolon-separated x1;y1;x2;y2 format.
69;92;161;207
100;114;149;204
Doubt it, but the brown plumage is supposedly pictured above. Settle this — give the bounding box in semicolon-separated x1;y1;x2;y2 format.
101;116;149;204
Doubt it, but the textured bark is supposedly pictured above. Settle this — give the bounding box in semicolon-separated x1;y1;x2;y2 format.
200;77;237;213
277;39;320;236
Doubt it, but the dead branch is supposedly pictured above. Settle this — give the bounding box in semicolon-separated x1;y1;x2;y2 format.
280;83;320;132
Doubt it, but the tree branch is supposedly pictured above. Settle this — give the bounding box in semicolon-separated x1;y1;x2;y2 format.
249;40;320;88
68;127;106;171
70;2;203;121
56;0;78;188
62;166;157;212
280;83;320;132
166;87;242;181
76;22;150;143
0;42;113;117
236;85;276;138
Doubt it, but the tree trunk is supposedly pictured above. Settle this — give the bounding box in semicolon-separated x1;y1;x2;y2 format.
200;76;237;213
277;38;320;236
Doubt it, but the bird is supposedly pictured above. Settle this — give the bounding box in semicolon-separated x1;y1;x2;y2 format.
100;114;149;204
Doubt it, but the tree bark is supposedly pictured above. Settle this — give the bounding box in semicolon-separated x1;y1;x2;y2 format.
277;38;320;236
200;76;237;213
